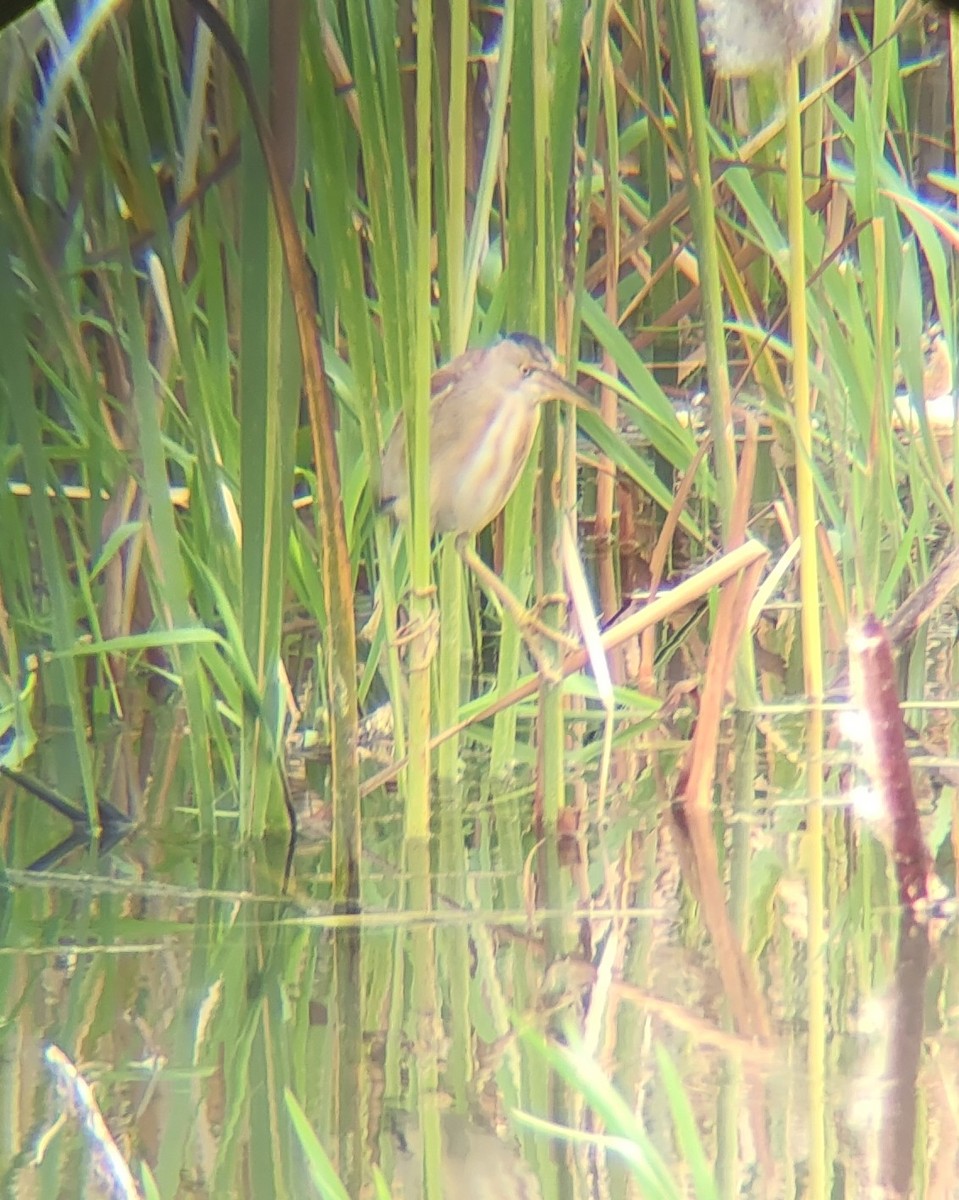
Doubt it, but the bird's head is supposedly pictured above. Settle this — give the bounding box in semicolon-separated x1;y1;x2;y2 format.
484;334;592;411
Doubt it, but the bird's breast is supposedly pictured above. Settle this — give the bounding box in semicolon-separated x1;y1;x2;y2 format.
433;401;541;535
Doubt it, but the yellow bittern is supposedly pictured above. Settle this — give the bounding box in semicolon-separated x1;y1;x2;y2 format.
378;333;592;642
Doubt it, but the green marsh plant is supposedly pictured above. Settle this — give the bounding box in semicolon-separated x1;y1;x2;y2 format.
1;1;955;856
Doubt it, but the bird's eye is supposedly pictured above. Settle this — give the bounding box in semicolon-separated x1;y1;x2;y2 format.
520;363;534;377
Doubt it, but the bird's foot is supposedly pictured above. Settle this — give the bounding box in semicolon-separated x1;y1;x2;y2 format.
514;601;581;682
392;604;439;668
523;595;580;650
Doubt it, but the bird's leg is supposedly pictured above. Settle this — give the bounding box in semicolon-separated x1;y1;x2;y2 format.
455;536;579;677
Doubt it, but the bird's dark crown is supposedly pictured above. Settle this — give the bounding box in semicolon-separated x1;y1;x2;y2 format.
503;332;551;364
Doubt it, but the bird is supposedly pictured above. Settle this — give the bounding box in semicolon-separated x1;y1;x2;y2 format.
379;332;591;536
378;333;592;656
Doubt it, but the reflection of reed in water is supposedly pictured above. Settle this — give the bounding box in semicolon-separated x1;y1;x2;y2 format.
390;1112;542;1199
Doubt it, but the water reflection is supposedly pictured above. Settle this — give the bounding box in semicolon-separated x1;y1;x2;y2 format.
390;1112;542;1199
847;912;931;1198
1;717;957;1197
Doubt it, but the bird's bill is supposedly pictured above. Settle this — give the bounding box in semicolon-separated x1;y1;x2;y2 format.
541;370;595;409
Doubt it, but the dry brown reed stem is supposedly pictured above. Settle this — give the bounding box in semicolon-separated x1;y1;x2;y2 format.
848;614;933;909
678;415;760;811
677;550;767;812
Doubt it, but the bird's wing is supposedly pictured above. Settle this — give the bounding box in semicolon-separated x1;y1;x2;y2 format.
429;347;486;403
429;379;497;451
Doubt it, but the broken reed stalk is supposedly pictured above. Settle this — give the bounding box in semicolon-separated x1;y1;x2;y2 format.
848;613;933;909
